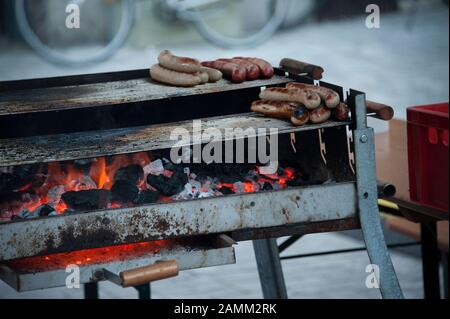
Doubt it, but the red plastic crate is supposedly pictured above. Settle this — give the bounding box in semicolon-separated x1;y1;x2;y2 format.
407;103;449;213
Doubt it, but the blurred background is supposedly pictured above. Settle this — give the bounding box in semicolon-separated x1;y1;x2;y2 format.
0;0;448;299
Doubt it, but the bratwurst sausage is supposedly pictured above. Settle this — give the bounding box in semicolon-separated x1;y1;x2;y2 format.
201;61;247;83
158;50;201;74
286;82;340;108
291;106;310;126
251;100;298;120
310;105;331;124
259;87;321;110
331;103;350;121
218;58;260;81
199;66;223;82
234;57;274;79
150;64;201;87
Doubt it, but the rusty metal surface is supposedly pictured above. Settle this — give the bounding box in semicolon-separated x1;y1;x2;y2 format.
0;75;292;116
0;236;236;292
0;182;357;261
0;113;350;167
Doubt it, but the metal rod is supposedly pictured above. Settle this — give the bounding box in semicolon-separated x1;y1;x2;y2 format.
277;235;303;253
421;222;441;299
134;283;152;299
280;242;420;260
253;239;288;299
84;282;99;299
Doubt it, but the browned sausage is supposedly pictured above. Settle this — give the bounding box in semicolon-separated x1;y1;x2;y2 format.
259;87;321;110
201;61;247;83
251;100;298;120
331;103;350;121
158;50;201;74
291;106;310;126
234;57;274;79
310;105;331;124
150;64;201;87
199;66;223;82
287;82;340;108
218;58;261;81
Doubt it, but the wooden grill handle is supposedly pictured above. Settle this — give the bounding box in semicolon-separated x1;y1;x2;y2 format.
366;100;394;121
280;58;324;80
120;260;179;287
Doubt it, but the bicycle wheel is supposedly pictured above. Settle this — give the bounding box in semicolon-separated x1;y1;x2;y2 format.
15;0;135;66
178;0;292;48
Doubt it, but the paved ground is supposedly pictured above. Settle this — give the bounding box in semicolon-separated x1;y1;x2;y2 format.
0;4;448;299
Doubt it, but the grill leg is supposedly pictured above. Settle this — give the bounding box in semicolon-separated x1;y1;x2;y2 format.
84;282;99;299
134;283;151;299
443;252;449;299
421;222;441;299
352;93;403;299
253;238;288;299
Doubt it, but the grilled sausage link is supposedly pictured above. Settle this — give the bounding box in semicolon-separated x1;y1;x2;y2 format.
259;87;321;110
291;105;310;126
331;102;350;121
195;71;209;84
251;100;298;120
310;105;331;124
199;66;223;82
158;50;201;74
218;58;260;81
150;64;201;87
201;61;247;83
287;82;340;108
234;57;274;79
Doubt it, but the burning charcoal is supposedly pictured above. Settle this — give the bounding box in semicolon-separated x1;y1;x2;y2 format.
69;176;97;191
147;171;187;197
144;159;165;176
0;173;28;193
286;180;306;187
135;190;160;205
111;180;139;203
47;185;65;206
35;204;56;217
73;159;95;170
220;187;235;195
262;182;273;191
62;189;110;211
114;165;144;185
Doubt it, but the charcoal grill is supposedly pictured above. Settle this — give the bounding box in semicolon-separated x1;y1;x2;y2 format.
0;60;403;298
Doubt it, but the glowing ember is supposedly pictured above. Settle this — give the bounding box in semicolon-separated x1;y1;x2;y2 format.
0;151;300;222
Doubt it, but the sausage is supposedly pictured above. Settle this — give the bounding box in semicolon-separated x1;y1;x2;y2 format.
218;58;260;81
195;71;209;84
331;102;350;121
158;50;201;74
291;105;310;126
310;105;331;124
199;66;223;82
287;82;340;108
150;64;201;87
259;87;321;110
201;61;247;83
251;100;298;120
234;57;274;79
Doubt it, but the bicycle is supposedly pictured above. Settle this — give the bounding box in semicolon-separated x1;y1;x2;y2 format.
15;0;319;66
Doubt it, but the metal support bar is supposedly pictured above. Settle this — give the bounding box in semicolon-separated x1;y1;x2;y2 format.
443;252;449;299
253;239;288;299
352;93;404;299
134;284;152;299
278;235;303;253
84;282;99;299
421;222;441;299
280;242;420;260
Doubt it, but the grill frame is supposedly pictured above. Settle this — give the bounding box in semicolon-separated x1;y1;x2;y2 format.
0;66;403;298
